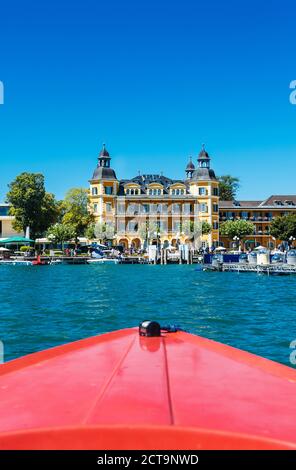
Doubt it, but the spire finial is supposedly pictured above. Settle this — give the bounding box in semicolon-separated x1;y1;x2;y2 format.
202;143;205;151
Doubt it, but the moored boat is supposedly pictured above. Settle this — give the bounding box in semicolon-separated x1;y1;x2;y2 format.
0;322;296;450
0;260;33;266
87;258;119;265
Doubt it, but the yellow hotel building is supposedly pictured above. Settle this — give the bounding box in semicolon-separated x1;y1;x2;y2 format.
89;145;296;251
89;145;220;250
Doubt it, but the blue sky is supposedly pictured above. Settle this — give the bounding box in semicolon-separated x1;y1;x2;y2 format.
0;0;295;201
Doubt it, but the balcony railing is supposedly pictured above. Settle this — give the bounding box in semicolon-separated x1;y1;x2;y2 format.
220;215;273;222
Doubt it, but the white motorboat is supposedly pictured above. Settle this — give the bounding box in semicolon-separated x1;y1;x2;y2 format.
50;259;63;265
0;260;33;266
87;258;119;265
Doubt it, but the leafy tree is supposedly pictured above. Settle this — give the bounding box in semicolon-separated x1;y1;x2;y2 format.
181;220;211;239
85;222;115;241
104;223;115;240
270;214;296;243
85;224;96;240
7;172;60;238
182;220;196;239
62;188;94;241
202;221;212;235
138;221;160;240
218;175;240;201
47;223;76;251
38;192;62;230
220;219;254;240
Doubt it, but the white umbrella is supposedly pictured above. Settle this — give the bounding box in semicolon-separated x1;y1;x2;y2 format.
0;247;10;252
254;245;266;250
215;246;226;251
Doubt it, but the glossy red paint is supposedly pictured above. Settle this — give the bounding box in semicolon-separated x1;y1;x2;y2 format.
0;328;295;450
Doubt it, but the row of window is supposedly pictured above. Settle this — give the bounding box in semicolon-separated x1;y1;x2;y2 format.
273;200;295;206
91;186;219;197
91;186;114;196
117;221;218;233
125;188;185;196
122;203;193;215
171;189;185;195
93;203;113;214
93;203;220;215
198;187;219;196
220;211;292;221
126;188;141;195
118;203;219;215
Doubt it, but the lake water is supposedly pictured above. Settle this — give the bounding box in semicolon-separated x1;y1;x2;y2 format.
0;264;295;367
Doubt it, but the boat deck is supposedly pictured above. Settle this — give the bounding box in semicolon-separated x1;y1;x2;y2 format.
0;328;296;449
222;263;296;274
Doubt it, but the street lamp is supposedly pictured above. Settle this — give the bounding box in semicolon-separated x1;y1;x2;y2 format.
154;230;160;252
233;236;240;250
147;230;150;251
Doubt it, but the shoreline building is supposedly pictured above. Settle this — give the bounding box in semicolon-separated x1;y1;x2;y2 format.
89;145;296;250
89;145;220;249
0;204;22;241
220;196;296;250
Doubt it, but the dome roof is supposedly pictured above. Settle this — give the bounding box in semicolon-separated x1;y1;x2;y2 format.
92;167;117;180
198;144;210;160
191;167;217;181
99;144;110;158
186;157;195;170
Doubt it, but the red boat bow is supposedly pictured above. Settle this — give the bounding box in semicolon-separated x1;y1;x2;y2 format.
0;328;295;449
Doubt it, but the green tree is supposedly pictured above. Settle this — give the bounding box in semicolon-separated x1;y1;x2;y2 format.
85;223;96;240
7;172;60;238
138;221;160;240
218;175;240;201
270;214;296;243
85;222;115;242
220;219;254;240
47;223;76;251
202;221;212;235
62;188;94;241
181;220;211;239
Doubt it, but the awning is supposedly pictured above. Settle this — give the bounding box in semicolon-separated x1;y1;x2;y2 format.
1;237;34;244
244;240;255;244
